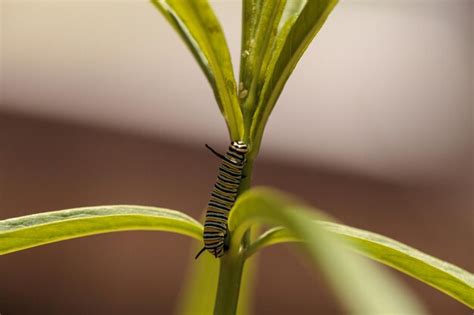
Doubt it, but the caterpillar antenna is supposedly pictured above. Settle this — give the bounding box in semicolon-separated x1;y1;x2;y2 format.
195;247;206;260
205;144;226;160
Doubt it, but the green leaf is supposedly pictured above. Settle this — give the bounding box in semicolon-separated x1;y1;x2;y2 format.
229;187;427;315
248;222;474;309
177;246;220;315
239;0;260;87
235;254;258;315
0;205;202;255
151;0;243;140
239;0;287;124
249;0;338;156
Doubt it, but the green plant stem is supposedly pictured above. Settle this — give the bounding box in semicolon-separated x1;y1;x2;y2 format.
214;253;246;315
213;158;254;315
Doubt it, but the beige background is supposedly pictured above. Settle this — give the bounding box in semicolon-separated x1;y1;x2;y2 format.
2;0;472;182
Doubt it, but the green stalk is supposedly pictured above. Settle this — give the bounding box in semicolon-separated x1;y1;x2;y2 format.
213;159;254;315
214;252;246;315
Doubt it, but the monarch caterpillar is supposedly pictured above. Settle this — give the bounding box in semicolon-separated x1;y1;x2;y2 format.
195;141;249;259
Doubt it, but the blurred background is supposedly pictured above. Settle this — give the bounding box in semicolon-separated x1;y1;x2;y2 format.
0;0;472;314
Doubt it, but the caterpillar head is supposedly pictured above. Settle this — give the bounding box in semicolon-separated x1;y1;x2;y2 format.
231;140;249;153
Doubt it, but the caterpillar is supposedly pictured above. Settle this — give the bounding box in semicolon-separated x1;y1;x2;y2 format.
195;141;249;259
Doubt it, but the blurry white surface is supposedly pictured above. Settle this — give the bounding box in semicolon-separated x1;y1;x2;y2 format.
1;0;472;182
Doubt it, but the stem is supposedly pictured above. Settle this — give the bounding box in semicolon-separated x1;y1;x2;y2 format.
213;159;255;315
214;253;246;315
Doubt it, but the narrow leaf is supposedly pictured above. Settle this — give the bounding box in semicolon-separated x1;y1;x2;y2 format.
239;0;287;122
0;205;202;255
250;0;338;156
249;222;474;309
229;187;427;315
239;0;260;85
151;0;243;139
177;247;220;315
